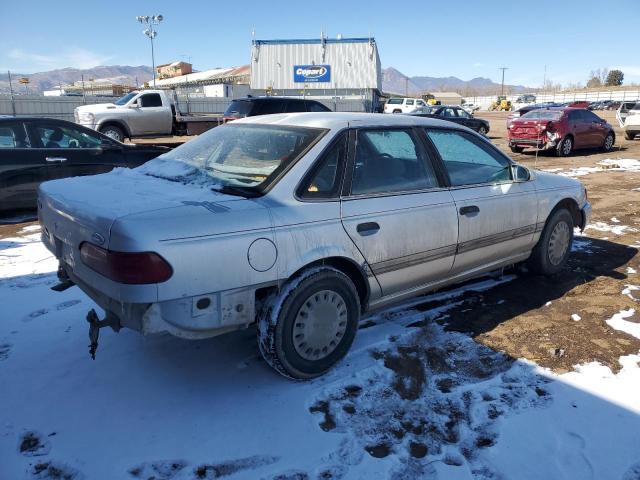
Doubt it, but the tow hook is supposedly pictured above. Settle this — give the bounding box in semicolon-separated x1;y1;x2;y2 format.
51;265;75;292
86;309;121;360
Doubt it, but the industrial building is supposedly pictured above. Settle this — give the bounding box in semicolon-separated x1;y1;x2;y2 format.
250;36;383;111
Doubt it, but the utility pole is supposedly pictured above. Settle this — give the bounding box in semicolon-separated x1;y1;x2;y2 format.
7;70;16;116
136;15;164;87
499;66;508;96
405;76;409;97
542;65;547;92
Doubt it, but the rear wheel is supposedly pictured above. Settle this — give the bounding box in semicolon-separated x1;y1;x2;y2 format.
99;125;125;142
477;125;488;136
556;136;573;157
510;146;525;154
258;268;360;379
528;208;574;275
625;131;637;141
602;132;615;152
392;109;402;114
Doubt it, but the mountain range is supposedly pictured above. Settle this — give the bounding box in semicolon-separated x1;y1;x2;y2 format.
0;65;528;95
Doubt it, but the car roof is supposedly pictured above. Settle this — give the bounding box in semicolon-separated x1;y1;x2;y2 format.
231;96;320;103
234;112;469;131
0;116;74;123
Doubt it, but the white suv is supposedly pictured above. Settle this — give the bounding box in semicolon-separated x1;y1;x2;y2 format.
384;98;429;114
617;102;640;140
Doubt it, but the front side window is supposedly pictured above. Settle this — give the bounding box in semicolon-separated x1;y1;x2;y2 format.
351;129;438;195
139;94;162;108
0;122;29;148
406;99;415;106
141;124;325;193
298;134;346;199
426;130;511;186
456;109;470;118
33;124;102;149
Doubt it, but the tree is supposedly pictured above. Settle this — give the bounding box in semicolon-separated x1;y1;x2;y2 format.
606;70;624;86
587;76;602;88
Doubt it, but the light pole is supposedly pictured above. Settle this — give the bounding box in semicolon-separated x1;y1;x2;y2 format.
499;66;509;96
136;15;163;87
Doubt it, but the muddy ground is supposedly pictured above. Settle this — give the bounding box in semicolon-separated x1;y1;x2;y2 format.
3;110;640;375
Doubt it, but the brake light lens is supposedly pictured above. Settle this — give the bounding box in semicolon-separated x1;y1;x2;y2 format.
79;243;173;284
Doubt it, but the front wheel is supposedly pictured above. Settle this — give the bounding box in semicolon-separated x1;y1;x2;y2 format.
625;131;637;141
602;132;615;152
99;125;125;142
477;125;488;136
556;136;573;157
258;268;360;379
528;208;574;275
510;145;525;154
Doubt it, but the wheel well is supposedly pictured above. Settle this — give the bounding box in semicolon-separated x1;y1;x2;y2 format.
99;121;130;138
255;257;370;314
551;198;582;230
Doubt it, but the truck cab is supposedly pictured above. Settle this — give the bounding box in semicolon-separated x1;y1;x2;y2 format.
74;90;175;141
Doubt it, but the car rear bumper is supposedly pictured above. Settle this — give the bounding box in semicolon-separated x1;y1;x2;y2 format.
508;133;560;150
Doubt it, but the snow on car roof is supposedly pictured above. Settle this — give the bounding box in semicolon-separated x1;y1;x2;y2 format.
234;112;467;130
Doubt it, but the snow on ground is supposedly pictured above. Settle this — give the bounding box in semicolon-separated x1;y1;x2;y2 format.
543;158;640;178
2;227;640;479
585;221;638;236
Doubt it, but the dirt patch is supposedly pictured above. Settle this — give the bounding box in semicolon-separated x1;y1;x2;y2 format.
20;431;51;457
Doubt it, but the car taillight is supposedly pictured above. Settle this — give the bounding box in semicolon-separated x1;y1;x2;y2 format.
79;242;173;284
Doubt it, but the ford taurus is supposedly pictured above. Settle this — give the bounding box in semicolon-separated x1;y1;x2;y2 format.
38;113;591;379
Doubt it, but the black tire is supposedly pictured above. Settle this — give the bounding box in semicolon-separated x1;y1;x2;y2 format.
510;146;525;154
625;131;637;141
258;268;360;379
100;125;125;142
602;132;615;152
556;136;573;157
528;208;574;275
477;125;488;136
392;109;402;114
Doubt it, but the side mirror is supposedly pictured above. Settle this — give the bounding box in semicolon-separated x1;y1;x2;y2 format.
512;164;530;182
128;99;140;108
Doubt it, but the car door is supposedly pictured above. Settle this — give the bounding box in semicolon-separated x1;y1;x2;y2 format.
0;120;46;210
581;110;608;146
341;128;458;296
128;93;173;135
566;110;590;149
454;108;475;129
27;121;126;181
425;128;538;275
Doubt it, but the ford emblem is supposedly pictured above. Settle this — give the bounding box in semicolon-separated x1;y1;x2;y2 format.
91;232;105;245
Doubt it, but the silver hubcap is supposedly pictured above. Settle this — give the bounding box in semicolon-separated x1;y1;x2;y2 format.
479;127;486;135
104;130;121;141
293;290;348;361
605;135;613;150
562;138;572;155
548;221;571;266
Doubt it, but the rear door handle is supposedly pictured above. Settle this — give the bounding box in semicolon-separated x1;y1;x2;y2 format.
459;205;480;216
46;157;67;162
356;222;380;236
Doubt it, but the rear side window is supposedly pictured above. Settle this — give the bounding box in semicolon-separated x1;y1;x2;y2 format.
387;98;403;105
0;122;29;148
256;100;287;115
351;129;438;195
139;93;162;108
406;99;415;105
224;100;255;117
307;101;330;112
298;134;346;199
285;100;307;113
426;130;510;186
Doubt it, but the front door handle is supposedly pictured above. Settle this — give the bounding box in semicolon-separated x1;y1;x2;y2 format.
356;222;380;236
46;157;67;162
459;205;480;216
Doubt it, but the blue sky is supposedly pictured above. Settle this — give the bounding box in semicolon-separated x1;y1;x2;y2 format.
1;0;639;86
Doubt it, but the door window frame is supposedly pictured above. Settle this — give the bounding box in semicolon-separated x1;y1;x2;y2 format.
342;126;449;199
422;127;517;189
25;121;104;149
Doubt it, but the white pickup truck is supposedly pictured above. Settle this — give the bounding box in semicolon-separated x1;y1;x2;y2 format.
74;90;222;141
617;101;640;140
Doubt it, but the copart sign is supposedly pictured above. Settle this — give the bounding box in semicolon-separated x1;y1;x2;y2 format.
293;65;331;83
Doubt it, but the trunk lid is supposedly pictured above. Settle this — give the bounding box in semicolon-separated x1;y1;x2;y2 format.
509;118;551;139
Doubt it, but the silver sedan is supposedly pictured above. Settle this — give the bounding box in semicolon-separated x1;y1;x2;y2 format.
38;112;591;379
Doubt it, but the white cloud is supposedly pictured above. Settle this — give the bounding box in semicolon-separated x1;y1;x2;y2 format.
6;47;113;72
473;62;484;68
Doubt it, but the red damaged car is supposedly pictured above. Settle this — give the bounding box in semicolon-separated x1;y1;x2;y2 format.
508;107;615;156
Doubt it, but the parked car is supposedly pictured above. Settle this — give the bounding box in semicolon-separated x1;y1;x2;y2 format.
409;105;490;135
384;98;430;114
508;102;565;125
75;90;222;142
508;107;615;156
515;94;536;104
223;97;331;122
564;101;590;109
39;112;591;379
461;103;481;114
617;101;640;140
0;117;167;212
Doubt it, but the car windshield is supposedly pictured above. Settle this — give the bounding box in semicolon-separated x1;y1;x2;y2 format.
140;124;326;194
521;110;563;120
114;92;138;105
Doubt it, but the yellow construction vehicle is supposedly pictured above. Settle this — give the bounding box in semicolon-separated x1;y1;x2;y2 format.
489;96;513;111
421;93;441;106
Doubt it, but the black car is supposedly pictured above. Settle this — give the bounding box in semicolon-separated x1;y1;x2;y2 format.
0;117;168;212
409;106;490;135
223;97;332;121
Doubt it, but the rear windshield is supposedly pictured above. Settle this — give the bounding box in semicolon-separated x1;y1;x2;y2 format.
224;100;255;117
387;99;403;104
521;110;563;120
140;124;326;194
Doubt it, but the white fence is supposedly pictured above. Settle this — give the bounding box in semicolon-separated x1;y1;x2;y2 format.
0;94;369;122
464;90;640;110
